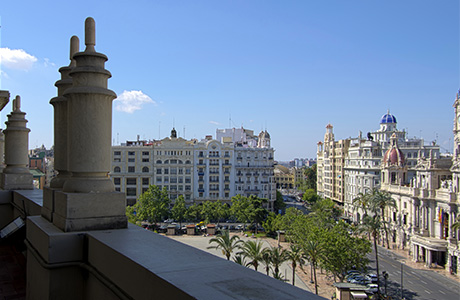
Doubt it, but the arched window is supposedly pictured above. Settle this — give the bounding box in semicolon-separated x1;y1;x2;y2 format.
185;160;191;164
156;160;162;164
164;160;169;164
114;166;121;173
142;167;149;173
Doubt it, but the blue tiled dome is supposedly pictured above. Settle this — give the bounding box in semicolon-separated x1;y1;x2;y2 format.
380;112;397;124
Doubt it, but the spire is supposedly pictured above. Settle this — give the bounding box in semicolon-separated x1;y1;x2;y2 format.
84;17;96;52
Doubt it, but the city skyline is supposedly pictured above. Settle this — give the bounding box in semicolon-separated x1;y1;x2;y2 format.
0;1;458;161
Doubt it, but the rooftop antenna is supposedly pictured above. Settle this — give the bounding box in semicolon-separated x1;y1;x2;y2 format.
183;126;186;139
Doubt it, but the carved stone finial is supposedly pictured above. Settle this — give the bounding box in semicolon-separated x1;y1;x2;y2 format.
13;95;21;112
84;17;96;52
70;36;79;66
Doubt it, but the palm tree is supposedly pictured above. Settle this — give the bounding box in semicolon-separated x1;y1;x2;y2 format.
261;249;272;276
300;239;323;295
285;244;304;285
207;230;242;260
352;191;371;223
358;215;382;300
268;246;288;280
238;240;266;271
370;190;396;249
233;254;247;266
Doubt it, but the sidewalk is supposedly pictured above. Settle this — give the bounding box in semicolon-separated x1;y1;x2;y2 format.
379;243;460;284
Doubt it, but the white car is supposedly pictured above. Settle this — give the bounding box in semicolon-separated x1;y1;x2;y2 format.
367;284;378;293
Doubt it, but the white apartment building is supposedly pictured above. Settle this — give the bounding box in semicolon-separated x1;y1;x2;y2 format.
110;127;276;210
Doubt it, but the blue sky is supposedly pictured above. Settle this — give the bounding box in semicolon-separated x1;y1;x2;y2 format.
0;1;458;161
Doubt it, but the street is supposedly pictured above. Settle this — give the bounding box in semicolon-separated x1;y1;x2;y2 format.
369;246;459;300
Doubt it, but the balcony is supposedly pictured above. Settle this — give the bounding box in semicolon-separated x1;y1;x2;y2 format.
0;17;320;300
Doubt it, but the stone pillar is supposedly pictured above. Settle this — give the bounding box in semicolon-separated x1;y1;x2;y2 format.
42;36;79;222
0;90;9;172
1;95;33;190
53;17;127;232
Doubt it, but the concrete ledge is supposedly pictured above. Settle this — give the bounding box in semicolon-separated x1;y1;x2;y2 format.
27;216;85;264
13;189;43;216
87;224;323;300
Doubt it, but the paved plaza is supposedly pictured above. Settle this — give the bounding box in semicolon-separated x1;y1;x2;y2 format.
165;233;311;293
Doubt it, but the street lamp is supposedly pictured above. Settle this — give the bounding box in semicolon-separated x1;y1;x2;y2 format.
382;271;389;296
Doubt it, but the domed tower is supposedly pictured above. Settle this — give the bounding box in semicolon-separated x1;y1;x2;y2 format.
382;133;407;185
380;110;397;132
257;130;271;148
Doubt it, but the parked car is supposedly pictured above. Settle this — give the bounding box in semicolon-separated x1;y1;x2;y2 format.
365;273;378;283
366;284;378;293
235;225;243;230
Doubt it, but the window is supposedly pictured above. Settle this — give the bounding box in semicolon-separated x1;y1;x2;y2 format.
114;167;121;173
142;167;149;173
170;168;177;175
171;177;177;184
185;177;191;183
164;169;169;175
142;178;149;185
185;168;191;174
156;177;162;183
126;178;136;185
164;177;169;183
113;158;121;162
156;160;162;164
114;151;121;155
126;188;136;196
113;178;121;185
185;160;191;164
142;151;149;156
128;151;135;156
142;158;149;162
128;166;135;173
185;185;191;191
156;169;162;174
128;158;135;162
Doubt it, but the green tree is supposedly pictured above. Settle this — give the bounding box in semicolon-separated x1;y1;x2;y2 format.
230;195;252;229
358;215;383;299
238;240;266;271
352;192;371;223
370;190;396;249
262;212;283;238
302;189;319;206
301;239;323;295
233;254;246;266
310;197;341;228
171;195;187;227
285;243;305;286
214;201;230;226
186;203;202;222
201;201;217;224
267;246;288;279
321;221;371;282
128;185;170;224
261;249;272;276
207;230;242;260
274;190;286;213
304;164;317;191
248;195;268;234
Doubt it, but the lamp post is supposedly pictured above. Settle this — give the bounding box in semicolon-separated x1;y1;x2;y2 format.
382;271;389;296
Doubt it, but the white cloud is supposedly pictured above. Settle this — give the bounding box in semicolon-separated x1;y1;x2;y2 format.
0;48;37;70
209;121;220;125
114;90;155;113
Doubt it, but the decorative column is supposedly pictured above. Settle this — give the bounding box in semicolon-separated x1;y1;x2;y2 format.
42;36;79;222
0;90;9;172
1;95;33;190
54;17;127;231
